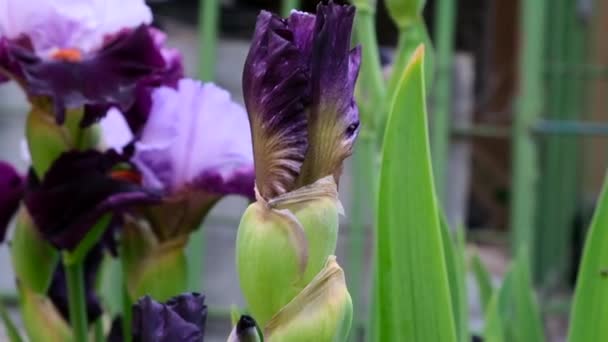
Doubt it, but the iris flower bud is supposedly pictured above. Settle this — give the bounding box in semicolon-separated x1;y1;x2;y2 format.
236;176;342;326
227;315;262;342
264;256;352;342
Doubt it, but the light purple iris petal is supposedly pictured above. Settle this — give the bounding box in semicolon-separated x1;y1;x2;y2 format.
0;0;152;56
100;108;134;153
134;78;254;198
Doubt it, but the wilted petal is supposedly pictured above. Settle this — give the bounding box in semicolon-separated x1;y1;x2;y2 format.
24;149;159;250
134;78;253;198
297;3;361;186
0;0;152;55
133;293;207;342
0;161;24;242
243;11;310;200
10;25;165;123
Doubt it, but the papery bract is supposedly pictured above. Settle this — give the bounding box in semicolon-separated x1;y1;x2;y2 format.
0;161;24;242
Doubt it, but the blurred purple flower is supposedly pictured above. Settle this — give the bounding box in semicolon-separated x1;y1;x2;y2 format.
243;2;361;199
0;161;24;242
133;293;207;342
0;0;182;125
24;149;160;250
101;78;254;238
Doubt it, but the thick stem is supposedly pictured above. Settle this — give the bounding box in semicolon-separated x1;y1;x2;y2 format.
63;256;88;342
199;0;219;81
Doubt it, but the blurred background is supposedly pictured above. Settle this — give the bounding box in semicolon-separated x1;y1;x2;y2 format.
1;0;606;341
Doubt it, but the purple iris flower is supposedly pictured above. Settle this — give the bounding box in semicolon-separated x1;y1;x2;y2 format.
0;161;24;242
101;78;254;239
0;0;181;124
24;149;160;250
243;1;361;200
132;293;208;342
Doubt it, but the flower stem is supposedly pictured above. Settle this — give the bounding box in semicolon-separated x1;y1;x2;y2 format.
63;255;88;342
122;285;132;342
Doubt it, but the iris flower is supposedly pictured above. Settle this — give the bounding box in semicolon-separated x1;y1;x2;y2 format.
243;1;361;200
132;293;208;342
0;161;24;242
0;0;181;124
101;78;254;240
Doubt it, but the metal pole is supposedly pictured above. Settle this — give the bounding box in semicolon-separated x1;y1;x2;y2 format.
432;0;456;203
510;0;546;260
189;0;220;292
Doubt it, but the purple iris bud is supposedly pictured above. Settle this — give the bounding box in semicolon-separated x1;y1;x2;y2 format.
0;0;176;125
0;161;24;242
133;293;207;342
23;149;160;250
243;2;361;199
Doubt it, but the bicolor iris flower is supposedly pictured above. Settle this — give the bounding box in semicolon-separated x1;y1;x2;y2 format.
0;0;181;125
243;1;361;200
101;78;255;240
0;161;24;242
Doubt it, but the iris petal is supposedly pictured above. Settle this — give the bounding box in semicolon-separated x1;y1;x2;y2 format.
243;11;310;200
0;161;24;242
24;149;159;250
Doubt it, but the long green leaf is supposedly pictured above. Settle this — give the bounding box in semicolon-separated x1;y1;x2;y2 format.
439;214;468;342
471;253;494;315
511;250;545;342
484;269;514;342
568;172;608;341
375;45;456;341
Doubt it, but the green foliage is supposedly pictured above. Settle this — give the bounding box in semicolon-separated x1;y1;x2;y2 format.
568;173;608;341
483;251;545;342
375;45;456;341
471;253;494;315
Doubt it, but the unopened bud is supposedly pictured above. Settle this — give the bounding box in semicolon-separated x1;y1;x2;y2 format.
122;219;188;302
236;176;342;326
19;283;72;342
264;256;353;342
227;315;262;342
11;206;59;293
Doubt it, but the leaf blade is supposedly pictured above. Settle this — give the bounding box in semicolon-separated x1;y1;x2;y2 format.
375;44;456;342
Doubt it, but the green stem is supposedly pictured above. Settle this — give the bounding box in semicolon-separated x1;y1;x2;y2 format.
199;0;219;81
94;319;103;342
354;6;386;134
63;256;88;342
281;0;299;17
122;285;132;342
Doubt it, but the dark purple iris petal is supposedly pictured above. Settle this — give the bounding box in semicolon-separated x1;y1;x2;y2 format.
194;166;255;200
243;10;310;199
297;2;361;186
82;27;184;133
10;25;165;124
133;293;207;342
48;243;104;324
0;161;24;243
24;149;160;250
243;3;361;196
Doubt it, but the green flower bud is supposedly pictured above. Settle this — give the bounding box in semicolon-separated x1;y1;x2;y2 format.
19;283;72;342
264;256;353;342
11;206;59;293
385;0;426;29
236;176;342;327
122;219;188;302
